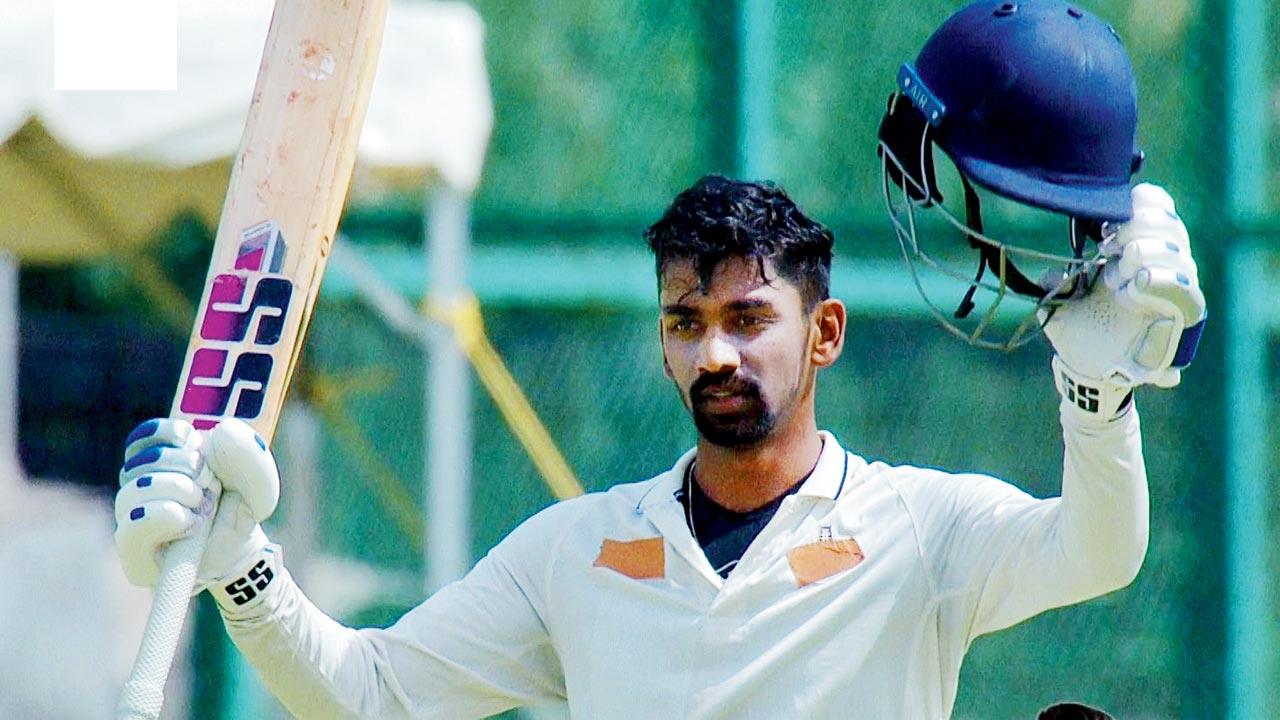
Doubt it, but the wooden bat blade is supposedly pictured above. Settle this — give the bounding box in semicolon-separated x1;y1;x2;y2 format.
118;2;390;718
171;0;391;445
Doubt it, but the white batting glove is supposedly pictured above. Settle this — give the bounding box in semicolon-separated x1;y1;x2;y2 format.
116;418;282;607
1041;183;1206;419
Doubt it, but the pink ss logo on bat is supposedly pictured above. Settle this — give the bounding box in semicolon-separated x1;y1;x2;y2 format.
178;221;293;430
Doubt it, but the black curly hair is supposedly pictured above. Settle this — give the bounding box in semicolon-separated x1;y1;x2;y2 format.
645;175;834;309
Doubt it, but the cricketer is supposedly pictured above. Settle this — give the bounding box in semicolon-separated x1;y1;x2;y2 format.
114;1;1206;717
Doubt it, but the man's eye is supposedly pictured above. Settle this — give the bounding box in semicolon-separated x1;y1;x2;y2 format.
669;318;695;333
737;315;766;329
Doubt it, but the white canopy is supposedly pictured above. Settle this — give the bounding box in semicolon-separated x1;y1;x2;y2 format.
0;0;493;263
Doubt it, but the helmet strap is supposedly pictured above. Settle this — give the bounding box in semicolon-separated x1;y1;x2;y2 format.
953;176;987;319
954;175;1058;318
877;93;944;205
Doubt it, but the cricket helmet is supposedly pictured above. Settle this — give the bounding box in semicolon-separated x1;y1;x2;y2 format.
876;0;1145;349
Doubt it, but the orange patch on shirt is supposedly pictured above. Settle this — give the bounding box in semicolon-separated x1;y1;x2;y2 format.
593;537;665;580
788;538;864;587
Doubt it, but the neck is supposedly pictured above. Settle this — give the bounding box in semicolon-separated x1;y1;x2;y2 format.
693;405;822;513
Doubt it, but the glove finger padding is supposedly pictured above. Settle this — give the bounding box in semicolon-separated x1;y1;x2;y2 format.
201;419;279;523
1119;183;1183;236
115;471;204;522
1108;183;1204;319
122;417;204;469
116;418;216;587
114;498;198;587
1118;265;1205;329
1110;203;1189;258
1113;236;1186;281
120;443;207;487
1044;184;1206;401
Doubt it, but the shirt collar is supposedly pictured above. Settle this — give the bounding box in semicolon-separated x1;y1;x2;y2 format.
635;446;696;512
794;431;850;500
637;431;850;511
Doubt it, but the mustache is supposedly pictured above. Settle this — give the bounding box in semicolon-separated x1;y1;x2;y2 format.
690;371;761;403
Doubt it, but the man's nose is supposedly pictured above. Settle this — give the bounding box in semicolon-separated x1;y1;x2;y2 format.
696;331;740;375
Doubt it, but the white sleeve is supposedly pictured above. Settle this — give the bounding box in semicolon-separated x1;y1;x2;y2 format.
904;399;1148;638
219;504;576;720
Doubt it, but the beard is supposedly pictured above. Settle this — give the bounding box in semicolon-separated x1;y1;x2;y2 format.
687;372;778;448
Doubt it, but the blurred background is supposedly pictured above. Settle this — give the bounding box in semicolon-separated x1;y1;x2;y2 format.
1;0;1277;718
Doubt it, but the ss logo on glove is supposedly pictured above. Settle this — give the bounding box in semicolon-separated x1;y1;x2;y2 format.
224;559;276;606
1060;371;1101;413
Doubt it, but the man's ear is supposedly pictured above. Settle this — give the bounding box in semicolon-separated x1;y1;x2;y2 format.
810;299;847;368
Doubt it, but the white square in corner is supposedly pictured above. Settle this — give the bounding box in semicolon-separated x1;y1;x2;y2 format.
54;0;176;91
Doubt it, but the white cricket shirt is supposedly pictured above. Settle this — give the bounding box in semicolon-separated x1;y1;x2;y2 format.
222;403;1148;719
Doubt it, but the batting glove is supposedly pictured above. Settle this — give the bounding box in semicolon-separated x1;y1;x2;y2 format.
115;418;281;607
1041;183;1206;419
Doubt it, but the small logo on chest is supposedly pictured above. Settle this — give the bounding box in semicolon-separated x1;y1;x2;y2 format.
787;527;864;588
593;537;666;580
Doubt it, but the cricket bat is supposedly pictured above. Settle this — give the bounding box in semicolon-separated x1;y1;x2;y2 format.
116;1;390;717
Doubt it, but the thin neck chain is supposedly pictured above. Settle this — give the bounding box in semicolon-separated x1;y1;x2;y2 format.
683;440;826;554
685;460;740;576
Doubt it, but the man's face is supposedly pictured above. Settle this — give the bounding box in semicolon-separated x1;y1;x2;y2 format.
659;256;814;448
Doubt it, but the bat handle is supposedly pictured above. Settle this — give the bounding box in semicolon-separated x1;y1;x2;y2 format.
116;483;220;720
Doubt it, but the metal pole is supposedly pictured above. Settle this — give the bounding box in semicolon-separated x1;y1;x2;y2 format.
0;252;20;484
277;401;320;587
1225;246;1273;720
1224;0;1270;716
425;187;472;593
1225;0;1269;220
736;0;776;180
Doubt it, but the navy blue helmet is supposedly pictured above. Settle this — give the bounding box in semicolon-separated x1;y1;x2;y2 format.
877;0;1145;349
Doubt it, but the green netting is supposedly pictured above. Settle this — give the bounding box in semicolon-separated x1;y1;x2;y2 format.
469;0;707;218
460;0;1263;229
